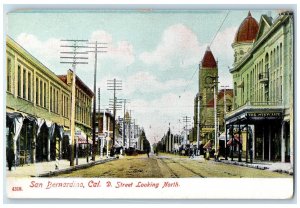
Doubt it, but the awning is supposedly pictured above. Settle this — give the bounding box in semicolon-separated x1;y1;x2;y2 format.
76;135;92;144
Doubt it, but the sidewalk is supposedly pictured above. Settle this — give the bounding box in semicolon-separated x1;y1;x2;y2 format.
217;157;293;175
6;155;117;177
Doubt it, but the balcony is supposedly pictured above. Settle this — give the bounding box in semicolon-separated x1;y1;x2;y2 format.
259;72;269;84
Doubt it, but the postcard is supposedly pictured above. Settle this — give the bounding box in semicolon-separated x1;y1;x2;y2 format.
4;7;294;200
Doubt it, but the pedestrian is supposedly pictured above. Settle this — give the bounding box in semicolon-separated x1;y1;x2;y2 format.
146;148;150;158
7;148;14;171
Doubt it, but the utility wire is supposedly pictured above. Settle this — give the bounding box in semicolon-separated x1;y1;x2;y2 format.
180;10;231;96
210;10;230;48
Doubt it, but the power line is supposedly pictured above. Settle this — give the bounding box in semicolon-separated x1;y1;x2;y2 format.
210;10;230;48
180;10;231;96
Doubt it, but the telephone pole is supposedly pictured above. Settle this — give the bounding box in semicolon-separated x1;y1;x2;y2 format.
212;79;219;153
196;93;202;155
60;39;88;166
221;85;229;160
86;41;107;161
182;116;191;145
122;99;129;147
109;97;122;146
98;88;101;156
107;79;122;145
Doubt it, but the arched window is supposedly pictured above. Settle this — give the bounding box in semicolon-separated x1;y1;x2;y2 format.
280;43;283;65
276;46;280;67
273;48;276;67
270;51;273;69
234;82;237;95
265;53;269;84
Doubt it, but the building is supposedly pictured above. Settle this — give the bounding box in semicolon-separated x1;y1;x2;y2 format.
57;70;93;134
196;46;218;148
95;110;114;157
6;36;93;167
57;70;94;159
225;11;294;164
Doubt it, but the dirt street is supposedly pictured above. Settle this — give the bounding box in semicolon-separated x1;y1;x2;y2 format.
55;154;291;178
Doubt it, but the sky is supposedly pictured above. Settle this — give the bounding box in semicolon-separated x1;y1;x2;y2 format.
6;9;278;144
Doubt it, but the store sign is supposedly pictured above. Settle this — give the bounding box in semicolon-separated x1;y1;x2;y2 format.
247;112;282;117
200;125;215;129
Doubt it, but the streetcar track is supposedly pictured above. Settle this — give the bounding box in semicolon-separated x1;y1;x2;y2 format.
166;158;206;178
158;157;205;178
158;157;179;178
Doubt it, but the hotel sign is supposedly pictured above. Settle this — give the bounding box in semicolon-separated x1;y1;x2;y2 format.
247;112;282;117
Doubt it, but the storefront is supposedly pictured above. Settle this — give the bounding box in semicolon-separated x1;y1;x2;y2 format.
225;107;289;163
6;112;64;167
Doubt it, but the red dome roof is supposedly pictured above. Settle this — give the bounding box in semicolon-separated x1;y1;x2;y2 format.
201;46;217;68
234;11;259;43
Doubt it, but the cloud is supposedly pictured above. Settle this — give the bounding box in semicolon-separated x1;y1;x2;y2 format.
16;33;61;70
210;26;238;61
123;71;188;95
90;30;135;67
15;30;135;74
139;24;204;69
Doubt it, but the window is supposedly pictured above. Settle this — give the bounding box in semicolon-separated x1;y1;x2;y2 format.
7;58;11;92
36;78;39;105
64;95;67;117
273;48;276;68
28;72;31;101
265;53;269;73
234;82;237;96
66;97;69;118
62;94;64;116
23;68;27;99
277;46;280;67
53;88;55;112
44;83;47;108
271;50;274;68
247;74;249;102
40;80;43;107
56;91;59;113
18;65;21;97
280;43;283;66
50;87;52;111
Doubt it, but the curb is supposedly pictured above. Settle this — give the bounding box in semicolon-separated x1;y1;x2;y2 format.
217;160;293;175
35;158;117;177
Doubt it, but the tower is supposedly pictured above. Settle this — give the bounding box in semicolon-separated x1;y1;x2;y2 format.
232;11;259;65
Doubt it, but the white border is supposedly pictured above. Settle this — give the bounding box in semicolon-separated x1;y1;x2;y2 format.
1;0;298;206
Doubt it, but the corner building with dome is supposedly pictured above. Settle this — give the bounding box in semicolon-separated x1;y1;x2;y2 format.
225;11;294;166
